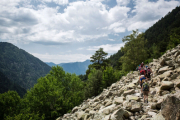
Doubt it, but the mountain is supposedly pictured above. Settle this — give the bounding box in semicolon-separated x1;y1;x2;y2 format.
145;6;180;52
0;71;26;98
60;60;91;75
0;42;51;90
109;6;180;68
108;49;124;69
46;62;57;67
46;60;92;75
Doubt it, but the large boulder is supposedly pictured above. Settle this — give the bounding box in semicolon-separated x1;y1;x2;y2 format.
161;94;180;120
110;108;125;120
75;111;87;120
72;106;80;113
127;83;135;89
158;70;173;80
123;89;135;97
151;112;165;120
98;104;116;115
131;102;142;112
158;66;169;74
81;103;89;110
160;81;174;90
114;97;124;105
126;95;140;102
165;60;174;67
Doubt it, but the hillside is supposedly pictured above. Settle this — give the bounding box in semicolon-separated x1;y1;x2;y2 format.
108;49;124;69
0;42;51;90
145;6;180;52
57;44;180;120
46;60;91;75
0;71;26;98
109;6;180;68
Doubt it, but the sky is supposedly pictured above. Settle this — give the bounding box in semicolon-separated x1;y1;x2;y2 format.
0;0;179;64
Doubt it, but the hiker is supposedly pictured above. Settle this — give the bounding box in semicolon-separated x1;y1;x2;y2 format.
138;62;145;71
139;74;146;97
140;68;146;76
142;79;150;103
146;67;153;80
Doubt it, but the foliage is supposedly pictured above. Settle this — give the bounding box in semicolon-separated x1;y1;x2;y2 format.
0;42;51;91
108;49;124;69
102;66;119;88
0;91;21;120
84;69;103;99
167;27;180;50
90;48;109;70
150;43;161;59
120;30;148;72
78;74;88;81
0;71;26;98
22;66;84;120
0;66;84;120
144;6;180;53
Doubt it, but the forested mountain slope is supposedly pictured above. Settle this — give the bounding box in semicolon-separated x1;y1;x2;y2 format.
109;6;180;68
145;6;180;52
0;71;26;97
0;42;51;90
108;49;124;69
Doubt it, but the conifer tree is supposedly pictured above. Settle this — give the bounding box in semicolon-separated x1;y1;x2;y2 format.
90;48;109;70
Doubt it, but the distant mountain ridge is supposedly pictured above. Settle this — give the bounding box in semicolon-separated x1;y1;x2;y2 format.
0;42;51;92
46;60;91;75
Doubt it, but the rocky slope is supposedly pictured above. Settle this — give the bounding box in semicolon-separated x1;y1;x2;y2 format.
56;45;180;120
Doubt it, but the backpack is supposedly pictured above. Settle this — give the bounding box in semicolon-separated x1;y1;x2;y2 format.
143;83;149;91
147;68;151;73
140;70;145;74
140;77;146;84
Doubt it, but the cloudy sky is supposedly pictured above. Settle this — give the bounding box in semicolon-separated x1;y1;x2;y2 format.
0;0;179;64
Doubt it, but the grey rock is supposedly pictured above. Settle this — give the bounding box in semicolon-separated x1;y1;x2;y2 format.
123;89;135;97
160;81;174;90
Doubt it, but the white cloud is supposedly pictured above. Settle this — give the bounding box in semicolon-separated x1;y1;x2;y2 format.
108;39;115;41
41;0;69;5
127;0;180;31
0;0;131;44
116;0;130;6
87;43;125;53
113;27;126;33
31;53;92;64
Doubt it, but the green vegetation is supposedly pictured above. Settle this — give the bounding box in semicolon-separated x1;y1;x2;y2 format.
120;30;148;72
90;48;109;70
109;6;180;69
0;42;51;93
144;6;180;53
0;6;180;120
0;71;26;98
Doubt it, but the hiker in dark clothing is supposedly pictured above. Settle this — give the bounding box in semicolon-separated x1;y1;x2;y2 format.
146;67;153;80
142;79;150;103
139;74;146;97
